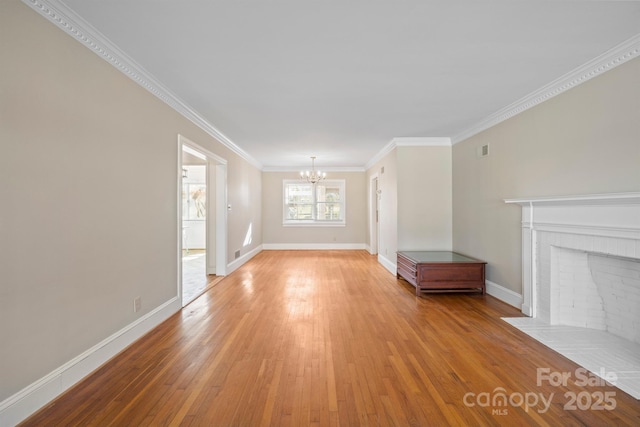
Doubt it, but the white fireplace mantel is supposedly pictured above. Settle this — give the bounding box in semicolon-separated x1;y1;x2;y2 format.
504;192;640;206
505;192;640;316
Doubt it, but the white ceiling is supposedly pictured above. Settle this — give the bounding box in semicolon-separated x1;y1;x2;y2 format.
55;0;640;169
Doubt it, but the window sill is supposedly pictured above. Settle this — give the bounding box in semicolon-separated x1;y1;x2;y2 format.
283;222;346;227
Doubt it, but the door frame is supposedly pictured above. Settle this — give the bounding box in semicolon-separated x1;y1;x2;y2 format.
369;173;379;255
177;134;227;305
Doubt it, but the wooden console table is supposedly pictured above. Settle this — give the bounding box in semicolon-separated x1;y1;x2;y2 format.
397;251;486;296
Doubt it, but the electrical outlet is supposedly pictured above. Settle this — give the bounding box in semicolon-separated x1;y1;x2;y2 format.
133;296;141;313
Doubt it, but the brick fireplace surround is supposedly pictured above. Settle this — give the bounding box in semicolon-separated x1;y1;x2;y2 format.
503;193;640;399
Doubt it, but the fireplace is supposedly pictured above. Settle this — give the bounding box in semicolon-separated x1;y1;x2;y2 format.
504;193;640;399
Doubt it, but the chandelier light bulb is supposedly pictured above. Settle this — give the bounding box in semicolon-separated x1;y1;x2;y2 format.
300;156;326;184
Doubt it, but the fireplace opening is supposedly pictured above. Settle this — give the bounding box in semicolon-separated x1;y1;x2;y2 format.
549;248;640;345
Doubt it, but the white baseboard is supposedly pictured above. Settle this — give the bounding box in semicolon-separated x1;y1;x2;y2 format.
226;244;263;274
262;243;367;250
378;253;396;275
0;297;181;427
485;279;523;309
366;246;380;256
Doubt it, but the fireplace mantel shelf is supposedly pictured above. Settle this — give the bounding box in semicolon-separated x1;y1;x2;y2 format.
504;192;640;206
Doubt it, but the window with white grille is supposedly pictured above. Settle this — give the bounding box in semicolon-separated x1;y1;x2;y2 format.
283;180;345;226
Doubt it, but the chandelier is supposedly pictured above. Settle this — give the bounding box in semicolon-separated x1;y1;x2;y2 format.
300;156;326;184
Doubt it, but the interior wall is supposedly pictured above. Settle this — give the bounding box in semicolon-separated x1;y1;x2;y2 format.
261;171;367;245
452;56;640;295
227;160;262;260
397;146;452;251
0;0;262;402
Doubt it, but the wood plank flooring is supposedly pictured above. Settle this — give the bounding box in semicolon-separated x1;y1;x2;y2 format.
21;250;640;426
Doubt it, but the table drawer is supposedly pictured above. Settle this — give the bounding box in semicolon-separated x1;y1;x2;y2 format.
397;255;416;273
397;254;417;286
419;264;484;282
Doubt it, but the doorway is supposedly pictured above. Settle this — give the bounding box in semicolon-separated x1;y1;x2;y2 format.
369;174;380;255
181;151;206;304
178;135;227;306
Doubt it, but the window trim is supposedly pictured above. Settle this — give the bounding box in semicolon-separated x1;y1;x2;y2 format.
282;179;346;227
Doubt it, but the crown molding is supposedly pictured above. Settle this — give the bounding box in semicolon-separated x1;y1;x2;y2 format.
365;139;396;171
392;137;451;147
365;137;451;170
22;0;262;169
262;166;365;173
451;33;640;145
367;34;640;163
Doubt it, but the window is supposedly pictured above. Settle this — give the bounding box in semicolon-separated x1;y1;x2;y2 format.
182;182;206;220
283;179;345;226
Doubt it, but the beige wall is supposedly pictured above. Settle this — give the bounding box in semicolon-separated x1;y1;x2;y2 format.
0;0;261;401
366;146;453;265
397;146;452;251
452;56;640;294
227;159;262;260
262;172;367;245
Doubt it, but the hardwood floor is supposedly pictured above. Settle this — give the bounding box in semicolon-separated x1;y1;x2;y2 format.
21;251;640;426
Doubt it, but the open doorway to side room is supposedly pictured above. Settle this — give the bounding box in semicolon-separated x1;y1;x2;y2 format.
179;135;227;307
369;174;379;255
181;154;207;303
